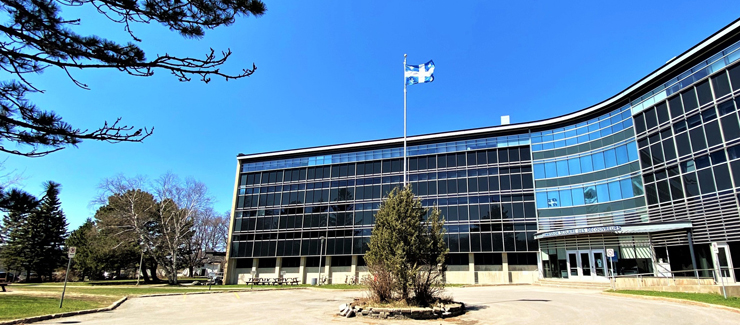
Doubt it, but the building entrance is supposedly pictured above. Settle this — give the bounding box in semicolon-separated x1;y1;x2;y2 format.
566;249;608;281
713;242;736;284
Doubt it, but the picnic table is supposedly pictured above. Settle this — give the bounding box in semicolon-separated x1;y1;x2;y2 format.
246;277;300;285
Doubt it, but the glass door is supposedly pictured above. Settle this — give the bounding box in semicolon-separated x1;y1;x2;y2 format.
568;251;579;278
580;252;591;276
592;250;607;278
714;243;736;284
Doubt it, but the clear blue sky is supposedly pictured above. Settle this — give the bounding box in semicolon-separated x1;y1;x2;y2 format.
4;1;740;230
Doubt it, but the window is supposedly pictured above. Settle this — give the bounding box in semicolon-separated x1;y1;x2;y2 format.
681;88;698;112
696;80;713;106
682;173;699;197
656;102;670;124
712;71;732;98
669;95;684;118
644;108;658;130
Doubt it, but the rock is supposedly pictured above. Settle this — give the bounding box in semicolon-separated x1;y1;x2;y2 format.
345;309;355;318
339;303;348;313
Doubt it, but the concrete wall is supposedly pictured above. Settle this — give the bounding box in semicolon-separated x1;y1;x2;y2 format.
230;256;539;285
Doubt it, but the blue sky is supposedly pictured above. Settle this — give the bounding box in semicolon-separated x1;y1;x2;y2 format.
4;1;740;230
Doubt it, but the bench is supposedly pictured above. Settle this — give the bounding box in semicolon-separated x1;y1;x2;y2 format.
0;283;8;292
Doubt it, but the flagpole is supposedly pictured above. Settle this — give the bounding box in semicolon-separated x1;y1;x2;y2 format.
403;54;408;186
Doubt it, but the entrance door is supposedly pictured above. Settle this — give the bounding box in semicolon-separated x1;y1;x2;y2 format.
714;242;736;284
592;250;607;278
565;249;608;281
568;252;578;278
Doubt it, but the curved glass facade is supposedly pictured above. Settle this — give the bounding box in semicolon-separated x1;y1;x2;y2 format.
226;21;740;285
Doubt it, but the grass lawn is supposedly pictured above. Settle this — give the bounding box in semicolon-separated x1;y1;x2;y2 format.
612;290;740;309
0;295;117;321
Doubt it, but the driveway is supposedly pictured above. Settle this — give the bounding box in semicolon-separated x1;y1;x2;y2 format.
37;286;740;325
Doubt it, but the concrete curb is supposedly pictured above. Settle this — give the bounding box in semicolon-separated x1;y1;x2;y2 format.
602;292;740;314
0;296;127;325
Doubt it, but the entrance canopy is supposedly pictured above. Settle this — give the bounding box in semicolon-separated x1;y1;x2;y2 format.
534;222;692;240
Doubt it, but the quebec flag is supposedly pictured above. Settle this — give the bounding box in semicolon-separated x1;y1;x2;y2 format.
405;60;435;86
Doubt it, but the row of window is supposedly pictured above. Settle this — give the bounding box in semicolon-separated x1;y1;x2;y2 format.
238;174;535;208
643;155;739;204
242;166;533;195
534;141;639;180
234;202;539;232
241;149;534;186
638;100;740;170
630;39;740;115
532;111;634;151
230;231;539;258
535;176;643;209
235;193;538;218
241;134;532;173
531;106;631;144
635;63;740;137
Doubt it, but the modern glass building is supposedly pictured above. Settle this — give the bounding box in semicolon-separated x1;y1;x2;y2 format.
225;19;740;285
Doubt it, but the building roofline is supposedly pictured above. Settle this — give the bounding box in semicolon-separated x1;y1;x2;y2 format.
238;17;740;161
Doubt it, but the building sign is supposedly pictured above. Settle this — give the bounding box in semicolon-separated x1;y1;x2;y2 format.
536;226;622;239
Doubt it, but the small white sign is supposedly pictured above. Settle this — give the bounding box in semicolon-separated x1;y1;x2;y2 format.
68;246;76;258
712;242;719;254
606;249;615;257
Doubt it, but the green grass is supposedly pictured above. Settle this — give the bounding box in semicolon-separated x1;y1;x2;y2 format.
613;290;740;309
0;295;116;321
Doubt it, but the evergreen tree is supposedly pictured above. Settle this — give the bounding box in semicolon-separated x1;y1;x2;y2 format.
26;182;68;280
0;208;34;278
364;185;448;306
0;181;68;281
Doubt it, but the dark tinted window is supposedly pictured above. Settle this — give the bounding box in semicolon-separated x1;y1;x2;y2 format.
728;64;740;91
696;80;713;106
656;102;670;124
712;71;732;98
705;121;723;148
683;172;700;197
689;128;707;151
644;108;658;129
698;168;716;194
498;149;509;163
669;95;684;118
722;114;740;141
714;164;732;191
682;88;698;112
634;114;646;134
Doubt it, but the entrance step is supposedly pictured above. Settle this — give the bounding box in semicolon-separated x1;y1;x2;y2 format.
534;279;612;290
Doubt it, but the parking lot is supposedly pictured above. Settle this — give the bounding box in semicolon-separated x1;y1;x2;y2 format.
37;286;740;325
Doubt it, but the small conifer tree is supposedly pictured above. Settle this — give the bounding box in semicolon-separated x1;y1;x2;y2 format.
364;185;448;306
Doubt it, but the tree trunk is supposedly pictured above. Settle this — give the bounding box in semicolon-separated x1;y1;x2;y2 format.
148;259;160;283
170;249;178;285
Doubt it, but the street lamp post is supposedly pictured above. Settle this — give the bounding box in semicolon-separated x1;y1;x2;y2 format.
318;236;326;286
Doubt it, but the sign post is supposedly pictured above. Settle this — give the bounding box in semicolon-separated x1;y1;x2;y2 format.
606;249;615;291
60;247;76;308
